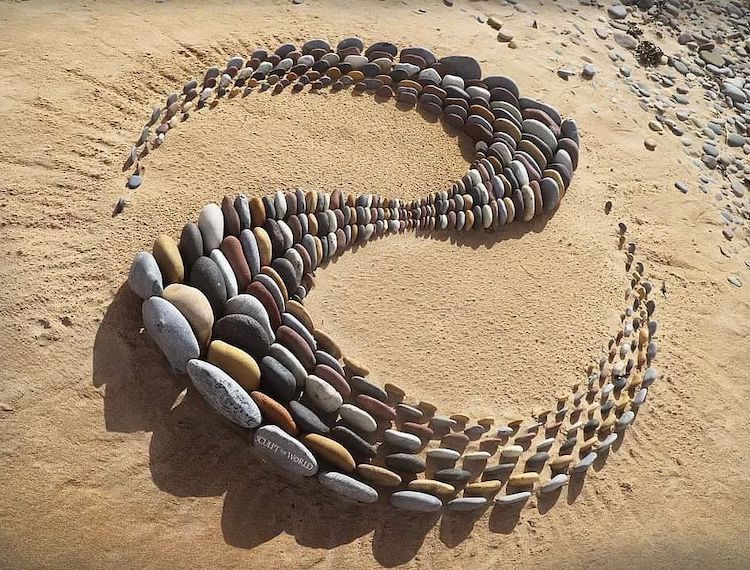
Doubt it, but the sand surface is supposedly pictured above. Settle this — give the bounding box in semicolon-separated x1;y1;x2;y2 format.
1;1;749;568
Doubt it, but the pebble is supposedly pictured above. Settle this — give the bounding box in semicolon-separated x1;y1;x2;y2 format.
644;139;657;151
254;425;317;475
186;359;261;428
675;181;689;194
305;375;343;413
384;429;422;452
539;473;568;493
302;434;355;472
318;472;378;503
128;251;163;300
495;491;531;505
390;490;443;512
142;297;200;373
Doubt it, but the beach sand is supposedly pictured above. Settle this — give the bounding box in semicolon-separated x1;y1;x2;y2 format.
0;1;749;568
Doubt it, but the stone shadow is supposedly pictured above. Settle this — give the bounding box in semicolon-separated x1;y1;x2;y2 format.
92;216;562;562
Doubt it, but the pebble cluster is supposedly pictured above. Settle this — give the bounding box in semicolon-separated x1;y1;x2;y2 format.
543;0;750;285
125;38;659;518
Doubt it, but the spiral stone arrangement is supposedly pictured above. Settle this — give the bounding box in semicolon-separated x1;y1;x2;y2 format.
125;37;660;517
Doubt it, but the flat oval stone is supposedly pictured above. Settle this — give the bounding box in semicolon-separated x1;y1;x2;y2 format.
355;394;397;420
385;453;426;473
447;497;488;511
318;471;378;503
210;249;238;299
339;403;377;432
408;479;455;497
357;464;402;487
539;473;568;493
434;468;472;484
207;339;260;392
188;256;227;315
305;374;343;413
384;429;422;452
495;491;531;505
186;359;261;427
269;343;307;386
349;376;388;401
128;251;163;300
302;433;355;472
254;425;317;476
390;490;443;512
277;323;315;369
482;463;516;480
500;445;524;458
427;448;461;461
289;400;329;435
571;451;597;472
198;203;224;252
224;294;274;340
153;234;184;285
212;313;271;360
259;355;297;401
221;236;252;291
142;297;200;373
464;480;503;497
330;425;377;458
162;284;214;348
179;223;204;271
439;55;481;81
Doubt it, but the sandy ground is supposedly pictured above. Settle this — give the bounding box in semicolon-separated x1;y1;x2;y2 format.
0;0;749;568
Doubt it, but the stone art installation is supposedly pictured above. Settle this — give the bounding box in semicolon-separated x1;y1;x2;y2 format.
125;37;660;516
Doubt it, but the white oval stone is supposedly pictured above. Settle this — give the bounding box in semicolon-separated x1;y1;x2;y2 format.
318;472;378;503
447;497;488;511
427;448;461;461
572;451;597;472
496;491;531;505
384;429;422;452
617;410;635;429
596;433;618;452
539;473;568;493
186;359;261;428
210;249;238;299
305;375;343;413
198;203;224;252
500;445;524;458
339;403;377;432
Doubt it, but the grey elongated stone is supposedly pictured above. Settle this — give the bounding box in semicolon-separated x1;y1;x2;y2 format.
495;491;531;505
225;294;274;340
142;297;200;373
642;367;658;387
390;490;443;512
128;251;164;299
305;374;343;413
187;359;261;428
384;429;422;452
523;119;557;152
617;410;635;429
210;249;238;298
318;472;379;503
198;203;224;252
239;229;261;277
269;343;307;386
447;497;488;511
254;425;318;476
427;448;461;461
430;416;457;430
572;452;597;472
339;403;377;432
539;473;568;493
596;433;618;452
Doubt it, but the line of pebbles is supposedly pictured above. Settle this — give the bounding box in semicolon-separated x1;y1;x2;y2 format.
123;38;658;515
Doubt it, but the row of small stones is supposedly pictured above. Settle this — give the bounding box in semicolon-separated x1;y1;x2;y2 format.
123;37;580;214
128;188;657;513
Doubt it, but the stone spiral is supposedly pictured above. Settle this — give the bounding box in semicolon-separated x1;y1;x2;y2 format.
124;37;660;517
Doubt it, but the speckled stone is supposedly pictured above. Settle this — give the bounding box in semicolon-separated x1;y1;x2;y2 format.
318;471;379;503
128;251;163;299
186;359;261;427
142;296;200;373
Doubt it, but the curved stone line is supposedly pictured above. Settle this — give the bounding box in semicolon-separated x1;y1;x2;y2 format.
123;37;661;518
